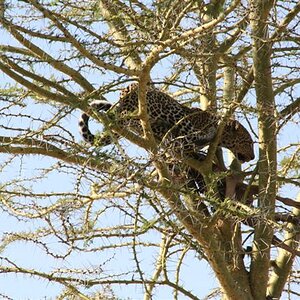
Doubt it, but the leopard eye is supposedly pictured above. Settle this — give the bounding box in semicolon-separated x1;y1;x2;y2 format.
237;153;246;162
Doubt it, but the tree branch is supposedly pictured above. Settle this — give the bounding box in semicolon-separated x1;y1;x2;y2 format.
268;193;300;298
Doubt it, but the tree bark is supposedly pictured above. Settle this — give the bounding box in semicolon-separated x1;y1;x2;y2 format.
249;1;277;299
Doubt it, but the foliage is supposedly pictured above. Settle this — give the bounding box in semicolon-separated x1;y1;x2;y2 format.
0;0;299;299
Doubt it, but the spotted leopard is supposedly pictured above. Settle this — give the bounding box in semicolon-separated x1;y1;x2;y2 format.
79;83;254;163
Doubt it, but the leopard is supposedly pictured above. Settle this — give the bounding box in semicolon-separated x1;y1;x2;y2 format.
79;83;255;164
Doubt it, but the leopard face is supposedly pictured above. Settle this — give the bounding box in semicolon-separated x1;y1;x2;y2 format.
221;120;255;163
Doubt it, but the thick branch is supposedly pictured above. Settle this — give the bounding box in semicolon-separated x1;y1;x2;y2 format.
0;54;75;97
249;1;277;298
0;18;94;92
98;0;142;69
0;60;76;105
0;136;110;171
268;193;300;298
28;0;139;76
279;97;300;119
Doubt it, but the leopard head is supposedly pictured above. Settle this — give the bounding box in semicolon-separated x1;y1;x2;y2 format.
221;120;255;163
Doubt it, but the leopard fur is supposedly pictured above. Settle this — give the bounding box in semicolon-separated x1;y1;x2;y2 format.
79;83;254;163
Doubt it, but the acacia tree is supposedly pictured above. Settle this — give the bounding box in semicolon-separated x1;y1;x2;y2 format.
0;1;299;299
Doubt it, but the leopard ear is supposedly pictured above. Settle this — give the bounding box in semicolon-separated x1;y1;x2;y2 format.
231;120;240;131
235;121;240;130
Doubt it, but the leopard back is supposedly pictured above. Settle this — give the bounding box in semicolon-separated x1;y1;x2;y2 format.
79;83;254;163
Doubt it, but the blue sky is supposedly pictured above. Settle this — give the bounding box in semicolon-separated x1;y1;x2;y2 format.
0;3;300;299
